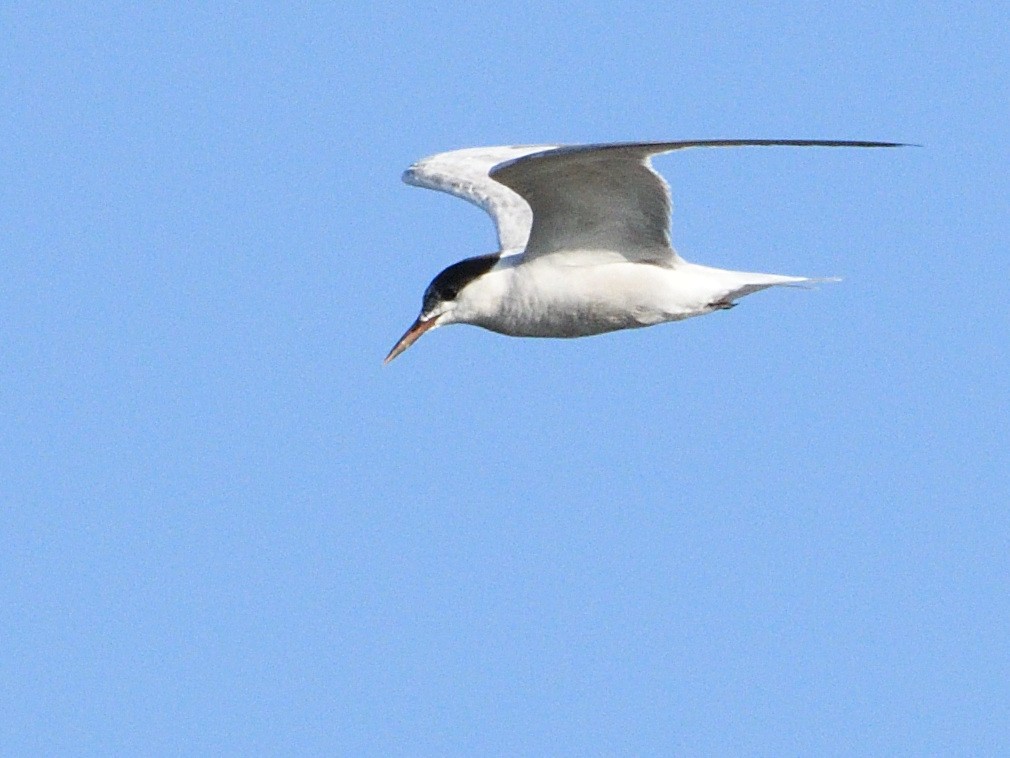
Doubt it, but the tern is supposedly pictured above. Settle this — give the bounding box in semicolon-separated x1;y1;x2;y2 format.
385;139;904;363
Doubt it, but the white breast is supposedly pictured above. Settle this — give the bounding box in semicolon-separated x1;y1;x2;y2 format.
459;256;721;338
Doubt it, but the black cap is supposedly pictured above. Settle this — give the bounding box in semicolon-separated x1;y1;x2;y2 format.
422;253;500;315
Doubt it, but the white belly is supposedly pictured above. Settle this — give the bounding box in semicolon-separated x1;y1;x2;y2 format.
479;260;719;338
450;254;811;339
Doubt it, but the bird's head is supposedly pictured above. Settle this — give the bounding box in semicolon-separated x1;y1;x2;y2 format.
384;253;501;364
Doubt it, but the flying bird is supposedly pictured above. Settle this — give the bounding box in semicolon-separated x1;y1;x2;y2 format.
385;139;904;363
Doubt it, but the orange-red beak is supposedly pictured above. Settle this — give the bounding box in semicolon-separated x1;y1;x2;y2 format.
383;316;439;364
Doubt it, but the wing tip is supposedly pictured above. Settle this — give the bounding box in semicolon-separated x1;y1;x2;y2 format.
487;139;916;177
401;166;420;186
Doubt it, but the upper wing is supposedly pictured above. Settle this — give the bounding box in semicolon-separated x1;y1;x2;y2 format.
490;139;907;263
402;145;558;252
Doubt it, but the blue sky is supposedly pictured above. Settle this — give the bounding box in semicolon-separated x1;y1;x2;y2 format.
2;2;1008;754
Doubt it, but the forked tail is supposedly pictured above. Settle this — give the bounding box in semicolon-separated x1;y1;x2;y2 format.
725;274;840;300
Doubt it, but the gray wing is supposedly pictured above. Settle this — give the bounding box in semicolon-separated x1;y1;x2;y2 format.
403;145;558;252
490;139;907;263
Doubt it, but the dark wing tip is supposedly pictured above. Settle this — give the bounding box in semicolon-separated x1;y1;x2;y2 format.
621;138;916;151
488;139;915;178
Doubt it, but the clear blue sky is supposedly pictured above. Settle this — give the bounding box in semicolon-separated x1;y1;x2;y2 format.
3;3;1008;755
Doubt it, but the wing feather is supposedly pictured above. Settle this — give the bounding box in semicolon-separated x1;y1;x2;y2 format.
402;145;557;251
490;139;907;263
